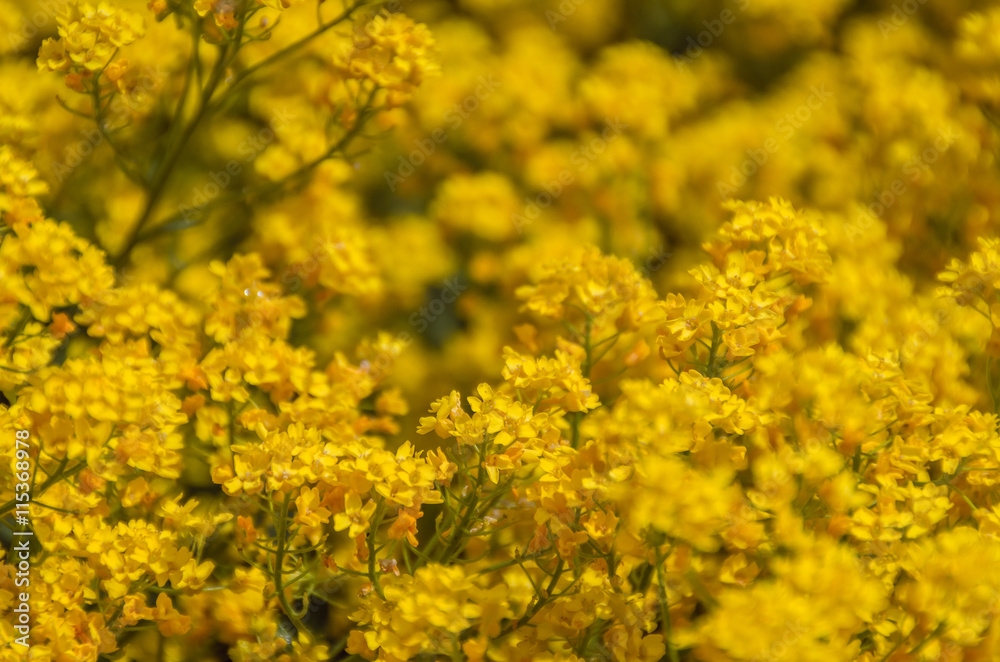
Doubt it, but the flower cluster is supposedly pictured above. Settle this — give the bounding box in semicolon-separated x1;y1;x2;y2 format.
5;0;1000;661
334;12;439;109
37;2;145;74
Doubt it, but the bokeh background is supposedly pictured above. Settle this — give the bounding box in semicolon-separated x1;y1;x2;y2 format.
4;1;1000;659
3;0;999;432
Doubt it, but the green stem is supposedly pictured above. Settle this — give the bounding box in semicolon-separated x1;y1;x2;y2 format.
906;623;946;656
211;0;370;111
114;32;232;267
3;308;30;355
330;633;350;658
496;558;566;640
420;464;462;562
657;557;679;662
474;550;552;576
273;491;309;635
89;82;145;187
873;636;903;662
367;500;387;598
472;476;516;521
0;459;87;521
706;322;721;377
437;444;487;564
129;82;380;263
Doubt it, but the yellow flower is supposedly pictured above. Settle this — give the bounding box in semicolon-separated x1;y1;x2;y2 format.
37;1;145;74
502;343;600;413
205;253;307;344
516;245;660;326
333;493;377;538
295;486;333;544
431;172;521;241
193;0;239;29
154;593;191;636
722;326;760;357
217;449;272;496
334;12;439;108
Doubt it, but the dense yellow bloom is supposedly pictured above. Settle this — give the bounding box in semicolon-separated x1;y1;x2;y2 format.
516;244;661;327
1;217;114;320
0;145;48;201
334;12;439;108
7;0;1000;660
431;172;521;241
205;253;307;343
895;527;1000;651
502;343;599;412
580;41;697;141
333;493;377;539
37;1;145;73
349;564;514;661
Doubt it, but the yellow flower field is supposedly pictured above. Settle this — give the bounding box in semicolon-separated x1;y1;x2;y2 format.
2;0;1000;660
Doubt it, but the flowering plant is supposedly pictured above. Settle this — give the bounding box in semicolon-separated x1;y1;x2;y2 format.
4;1;1000;662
